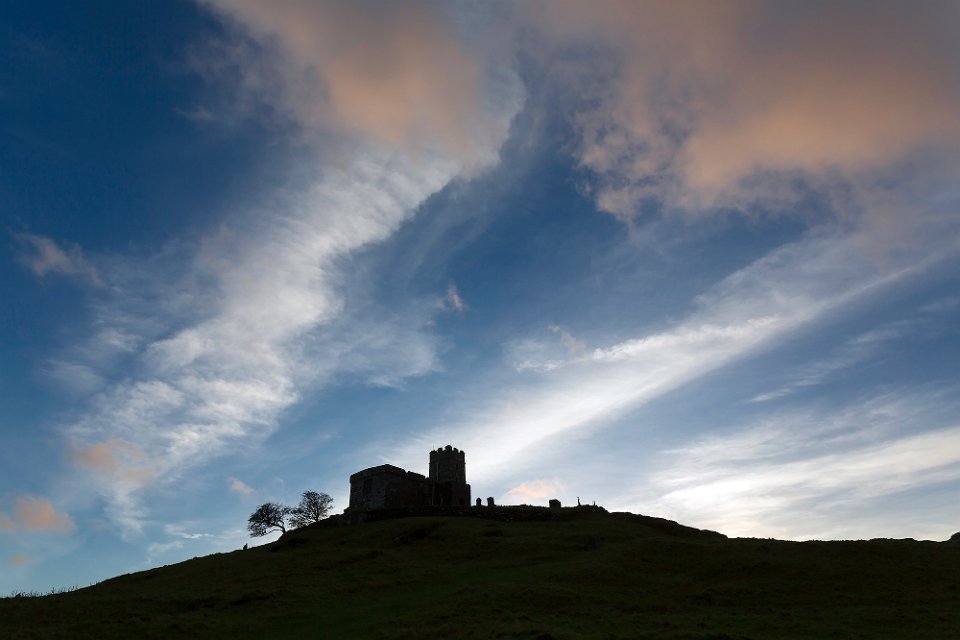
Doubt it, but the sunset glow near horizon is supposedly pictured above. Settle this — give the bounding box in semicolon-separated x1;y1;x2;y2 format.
2;1;960;593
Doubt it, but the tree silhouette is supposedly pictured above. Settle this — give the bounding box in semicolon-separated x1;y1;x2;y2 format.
290;491;334;528
247;502;292;537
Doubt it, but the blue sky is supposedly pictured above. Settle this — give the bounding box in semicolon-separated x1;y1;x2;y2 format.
2;0;960;593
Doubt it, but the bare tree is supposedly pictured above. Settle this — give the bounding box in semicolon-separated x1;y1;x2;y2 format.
289;491;334;528
247;502;292;537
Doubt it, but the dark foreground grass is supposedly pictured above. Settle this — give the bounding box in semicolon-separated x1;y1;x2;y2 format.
2;508;959;639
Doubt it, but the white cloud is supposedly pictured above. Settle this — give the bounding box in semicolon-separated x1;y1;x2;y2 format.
49;3;527;536
750;321;912;403
55;11;523;529
443;283;467;312
503;324;586;372
15;233;102;285
228;477;255;497
146;540;183;560
41;360;106;397
164;524;214;540
919;296;960;315
173;104;215;123
548;324;585;354
62;149;464;533
751;300;960;404
644;390;960;540
504;338;565;373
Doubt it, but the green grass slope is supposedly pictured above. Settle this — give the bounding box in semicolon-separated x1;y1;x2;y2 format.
2;508;959;639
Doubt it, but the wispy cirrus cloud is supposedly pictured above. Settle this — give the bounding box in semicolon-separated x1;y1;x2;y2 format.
144;521;250;566
751;297;960;403
145;540;183;562
393;227;956;486
164;524;213;540
40;360;105;397
55;1;522;534
443;283;467;312
62;150;466;533
548;324;585;355
645;389;960;540
751;324;911;404
14;233;102;285
504;324;586;373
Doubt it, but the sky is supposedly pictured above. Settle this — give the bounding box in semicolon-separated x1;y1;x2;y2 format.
2;0;959;593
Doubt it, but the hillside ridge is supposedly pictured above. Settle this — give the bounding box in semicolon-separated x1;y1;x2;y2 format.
3;507;959;639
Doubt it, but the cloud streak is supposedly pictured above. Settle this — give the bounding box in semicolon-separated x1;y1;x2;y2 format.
443;283;467;312
646;390;960;540
751;323;911;403
62;148;470;532
44;3;525;535
394;227;956;486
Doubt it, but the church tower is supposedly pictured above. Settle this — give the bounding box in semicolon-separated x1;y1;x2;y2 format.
429;445;466;484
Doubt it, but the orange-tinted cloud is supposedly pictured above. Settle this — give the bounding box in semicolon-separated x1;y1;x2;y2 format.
7;554;31;567
229;476;255;497
202;0;490;156
71;441;115;471
542;1;960;215
15;233;102;285
0;497;75;535
505;478;564;501
69;439;156;484
679;6;960;204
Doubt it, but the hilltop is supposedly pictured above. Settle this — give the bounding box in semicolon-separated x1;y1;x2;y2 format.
2;506;959;639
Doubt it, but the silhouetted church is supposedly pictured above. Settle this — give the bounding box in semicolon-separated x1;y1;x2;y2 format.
346;445;471;512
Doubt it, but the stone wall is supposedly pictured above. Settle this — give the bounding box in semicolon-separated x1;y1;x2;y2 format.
347;465;435;511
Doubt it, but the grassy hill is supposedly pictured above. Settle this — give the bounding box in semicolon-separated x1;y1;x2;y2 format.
2;506;959;639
